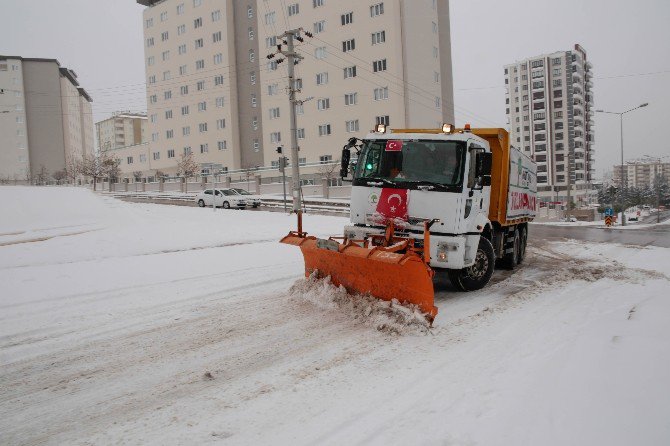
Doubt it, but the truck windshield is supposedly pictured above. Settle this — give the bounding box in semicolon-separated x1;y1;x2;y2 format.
353;139;466;188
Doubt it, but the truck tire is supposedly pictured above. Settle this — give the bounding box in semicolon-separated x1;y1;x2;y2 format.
502;228;520;270
448;237;495;291
517;226;527;265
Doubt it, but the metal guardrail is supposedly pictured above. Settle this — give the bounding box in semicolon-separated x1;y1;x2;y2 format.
103;191;351;214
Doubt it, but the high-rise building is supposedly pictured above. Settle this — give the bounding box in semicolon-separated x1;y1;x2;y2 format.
132;0;454;179
504;44;595;205
96;112;148;151
0;56;94;181
613;159;670;190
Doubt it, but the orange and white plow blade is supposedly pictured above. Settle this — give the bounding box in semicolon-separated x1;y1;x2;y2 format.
281;235;438;322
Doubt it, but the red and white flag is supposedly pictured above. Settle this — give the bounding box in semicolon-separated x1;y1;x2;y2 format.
375;188;409;221
385;140;403;152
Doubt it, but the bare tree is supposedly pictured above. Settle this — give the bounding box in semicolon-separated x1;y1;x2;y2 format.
35;166;50;185
317;159;340;182
102;155;121;184
154;170;167;180
132;171;143;182
78;152;118;191
52;169;67;184
177;152;199;193
65;156;80;185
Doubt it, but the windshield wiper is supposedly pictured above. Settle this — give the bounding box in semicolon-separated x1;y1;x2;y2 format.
363;177;395;187
411;181;449;190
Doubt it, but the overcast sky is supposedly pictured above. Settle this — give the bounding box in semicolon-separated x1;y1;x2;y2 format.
2;0;669;176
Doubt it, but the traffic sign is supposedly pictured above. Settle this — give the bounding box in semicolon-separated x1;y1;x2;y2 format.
605;216;612;227
604;207;614;217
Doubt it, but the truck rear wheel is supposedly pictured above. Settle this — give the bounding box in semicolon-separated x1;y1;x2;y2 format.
517;226;527;265
448;237;495;291
502;228;520;270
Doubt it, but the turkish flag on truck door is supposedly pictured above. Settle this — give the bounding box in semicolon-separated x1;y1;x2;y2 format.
375;188;409;221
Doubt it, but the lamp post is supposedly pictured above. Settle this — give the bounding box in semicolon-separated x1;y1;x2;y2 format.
596;103;648;226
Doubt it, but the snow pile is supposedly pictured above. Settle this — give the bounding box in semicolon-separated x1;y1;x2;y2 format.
287;272;432;335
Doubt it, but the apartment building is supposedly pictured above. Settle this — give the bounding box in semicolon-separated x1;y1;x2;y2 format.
504;44;595;204
613;159;670;189
134;0;454;178
96;112;148;151
0;56;94;181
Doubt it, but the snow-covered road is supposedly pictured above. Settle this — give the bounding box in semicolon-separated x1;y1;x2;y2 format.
1;187;669;445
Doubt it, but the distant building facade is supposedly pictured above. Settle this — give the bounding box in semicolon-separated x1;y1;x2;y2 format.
96;112;148;151
504;44;595;204
130;0;455;179
613;159;670;189
0;56;93;181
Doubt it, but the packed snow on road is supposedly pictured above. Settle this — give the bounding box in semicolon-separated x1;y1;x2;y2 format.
1;186;669;446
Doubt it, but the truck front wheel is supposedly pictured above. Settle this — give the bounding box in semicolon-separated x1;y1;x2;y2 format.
448;237;495;291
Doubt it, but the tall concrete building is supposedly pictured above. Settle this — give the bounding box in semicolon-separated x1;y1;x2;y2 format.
96;112;148;151
0;56;94;181
613;159;670;189
133;0;454;178
504;44;595;205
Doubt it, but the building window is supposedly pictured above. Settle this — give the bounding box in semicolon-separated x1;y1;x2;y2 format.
552;57;561;65
271;132;281;143
214;53;223;65
180;85;188;95
251;94;257;107
250;71;256;84
373;59;387;72
164;90;172;100
345;120;359;133
265;11;276;25
247;5;253;18
268;83;279;95
217;119;226;129
314;20;326;34
195;38;204;49
146;37;154;47
218;141;227;150
318;124;331;136
216;97;225;108
269;107;280;119
371;31;386;45
183;126;190;136
434;72;440;83
196;59;205;70
212;10;221;21
320;155;333;163
213;31;222;43
553;79;562;87
178;24;186;35
194;17;202;28
167;149;175;159
316;72;329;85
199;123;208;133
370;3;384;17
433;47;439;58
165;110;173;119
253;139;260;151
297;128;305;139
127;156;134;164
435;97;441;109
317;98;330;110
183;147;192;155
252;117;258;130
344;92;357;106
214;75;224;85
373;87;389;101
140;154;147;163
179;65;188;76
341;12;353;25
315;47;327;59
153;152;160;160
342;39;355;52
376;115;390;126
266;36;277;48
197;80;205;91
145;18;153;28
531;60;544;68
166;129;174;139
248;27;254;39
148;75;156;84
198;101;207;111
200;143;208;153
181;105;190;115
313;0;324;7
147;56;155;66
295;103;304;115
288;3;299;16
344;66;356;79
161;31;169;41
554;111;563;119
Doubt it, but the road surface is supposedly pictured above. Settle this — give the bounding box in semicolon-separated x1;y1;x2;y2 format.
530;220;670;248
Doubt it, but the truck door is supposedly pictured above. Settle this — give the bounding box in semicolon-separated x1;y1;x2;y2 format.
465;142;486;225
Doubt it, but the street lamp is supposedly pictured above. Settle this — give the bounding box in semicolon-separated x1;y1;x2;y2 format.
596;103;649;226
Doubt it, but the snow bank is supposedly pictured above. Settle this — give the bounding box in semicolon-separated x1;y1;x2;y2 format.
288;272;431;335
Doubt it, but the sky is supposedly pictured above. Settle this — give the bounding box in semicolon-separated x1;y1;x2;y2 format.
1;0;669;177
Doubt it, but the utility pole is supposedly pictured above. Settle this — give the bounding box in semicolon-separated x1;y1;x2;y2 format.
278;146;288;212
268;28;313;214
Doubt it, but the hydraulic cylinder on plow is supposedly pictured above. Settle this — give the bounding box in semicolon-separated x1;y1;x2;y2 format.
280;212;439;324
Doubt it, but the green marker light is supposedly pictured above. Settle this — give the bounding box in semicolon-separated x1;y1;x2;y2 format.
366;164;373;170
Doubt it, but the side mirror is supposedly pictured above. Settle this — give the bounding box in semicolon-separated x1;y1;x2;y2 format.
475;152;493;177
481;175;492;187
340;147;351;179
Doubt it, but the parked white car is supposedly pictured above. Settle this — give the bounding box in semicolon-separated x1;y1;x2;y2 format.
195;189;246;209
231;188;261;208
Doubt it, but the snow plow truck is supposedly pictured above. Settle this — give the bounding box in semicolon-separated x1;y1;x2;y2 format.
281;124;537;324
